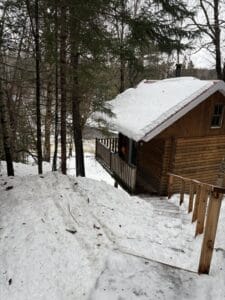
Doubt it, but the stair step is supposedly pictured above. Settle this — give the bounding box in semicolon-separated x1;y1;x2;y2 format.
138;195;190;222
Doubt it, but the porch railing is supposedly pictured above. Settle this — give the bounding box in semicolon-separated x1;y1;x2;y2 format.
97;138;118;153
168;172;225;274
111;153;136;192
96;138;136;192
95;138;112;168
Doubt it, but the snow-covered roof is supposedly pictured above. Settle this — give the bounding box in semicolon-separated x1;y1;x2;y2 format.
98;77;225;142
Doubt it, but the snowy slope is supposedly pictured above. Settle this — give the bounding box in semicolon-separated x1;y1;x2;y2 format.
1;163;225;300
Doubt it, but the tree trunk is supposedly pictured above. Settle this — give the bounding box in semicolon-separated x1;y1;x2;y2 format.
71;52;85;177
60;3;67;174
0;5;14;175
119;0;126;93
34;0;43;174
52;0;59;171
119;51;125;93
0;84;14;176
44;76;53;162
214;0;222;79
5;23;26;161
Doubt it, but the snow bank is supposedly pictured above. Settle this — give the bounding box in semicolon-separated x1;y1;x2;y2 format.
0;171;152;299
1;163;225;299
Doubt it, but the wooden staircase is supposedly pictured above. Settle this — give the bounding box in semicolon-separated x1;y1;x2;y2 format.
139;195;190;224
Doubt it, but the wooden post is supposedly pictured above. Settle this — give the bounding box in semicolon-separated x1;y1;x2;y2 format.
95;138;98;158
180;179;185;205
188;181;195;213
195;184;208;236
198;191;223;274
168;174;174;199
109;151;112;169
192;184;201;223
112;139;115;152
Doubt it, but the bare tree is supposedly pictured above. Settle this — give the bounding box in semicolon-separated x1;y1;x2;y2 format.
191;0;224;79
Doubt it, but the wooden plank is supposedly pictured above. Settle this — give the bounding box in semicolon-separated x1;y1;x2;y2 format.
198;192;223;274
188;181;195;213
175;157;224;166
176;141;225;149
176;135;225;145
192;184;201;223
195;185;209;236
174;164;221;173
180;179;185;205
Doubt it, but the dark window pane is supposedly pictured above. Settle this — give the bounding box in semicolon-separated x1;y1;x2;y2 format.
211;116;219;126
214;105;218;114
211;104;224;127
216;104;223;114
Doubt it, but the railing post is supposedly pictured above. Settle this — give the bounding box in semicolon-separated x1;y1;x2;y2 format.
195;184;209;236
109;151;112;169
198;191;223;274
180;179;185;205
188;181;195;213
168;174;173;199
95;138;98;158
192;184;201;223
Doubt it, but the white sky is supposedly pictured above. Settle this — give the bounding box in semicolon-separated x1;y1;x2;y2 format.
190;48;216;69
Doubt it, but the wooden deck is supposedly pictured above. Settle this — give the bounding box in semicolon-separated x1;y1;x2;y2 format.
96;138;137;193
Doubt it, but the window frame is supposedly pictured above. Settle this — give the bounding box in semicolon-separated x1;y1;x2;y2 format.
210;103;224;129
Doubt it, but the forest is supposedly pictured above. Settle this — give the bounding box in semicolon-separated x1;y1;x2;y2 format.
0;0;224;177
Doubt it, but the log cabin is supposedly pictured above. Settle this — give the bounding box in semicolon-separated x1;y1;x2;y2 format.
95;77;225;195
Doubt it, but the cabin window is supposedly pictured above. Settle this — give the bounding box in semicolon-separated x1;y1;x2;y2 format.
211;104;224;128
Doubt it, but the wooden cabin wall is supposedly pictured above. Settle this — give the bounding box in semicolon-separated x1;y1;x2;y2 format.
157;91;225;194
159;136;225;194
159;91;225;138
172;136;225;192
136;138;165;193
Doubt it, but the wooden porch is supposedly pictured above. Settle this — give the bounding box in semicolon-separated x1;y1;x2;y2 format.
95;138;137;193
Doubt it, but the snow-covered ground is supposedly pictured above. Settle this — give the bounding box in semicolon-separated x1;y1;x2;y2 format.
1;157;225;300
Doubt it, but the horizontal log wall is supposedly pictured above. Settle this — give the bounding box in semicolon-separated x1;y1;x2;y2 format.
171;136;225;192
